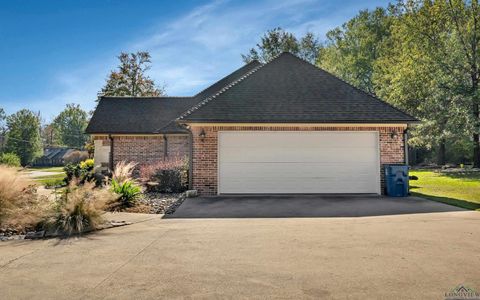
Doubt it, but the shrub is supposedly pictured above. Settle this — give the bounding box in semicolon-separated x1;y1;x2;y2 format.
0;166;49;232
112;161;137;183
52;181;115;235
64;158;95;184
110;179;141;209
79;158;94;170
63;150;89;165
139;157;188;193
0;152;21;167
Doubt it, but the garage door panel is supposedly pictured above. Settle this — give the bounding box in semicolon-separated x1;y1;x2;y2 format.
220;162;377;178
220;132;377;148
218;131;380;194
220;147;377;163
221;178;378;194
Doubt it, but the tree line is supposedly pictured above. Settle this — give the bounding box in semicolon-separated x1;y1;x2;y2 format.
242;0;479;167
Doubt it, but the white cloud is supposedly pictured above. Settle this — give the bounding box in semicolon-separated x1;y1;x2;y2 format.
127;0;344;97
24;0;388;121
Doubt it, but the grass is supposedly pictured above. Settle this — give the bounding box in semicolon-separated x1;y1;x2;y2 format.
26;166;65;172
410;169;480;211
25;166;67;187
34;174;66;187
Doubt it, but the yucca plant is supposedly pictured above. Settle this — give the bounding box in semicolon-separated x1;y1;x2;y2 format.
110;178;141;208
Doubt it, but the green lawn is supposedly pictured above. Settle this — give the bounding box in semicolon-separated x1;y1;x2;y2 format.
25;166;66;187
410;170;480;210
33;173;66;187
26;166;65;172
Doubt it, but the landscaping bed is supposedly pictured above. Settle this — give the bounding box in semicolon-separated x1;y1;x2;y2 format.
1;158;190;241
130;192;186;214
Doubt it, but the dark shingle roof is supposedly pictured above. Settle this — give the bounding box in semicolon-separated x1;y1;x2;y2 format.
86;61;261;134
85;97;197;134
193;60;262;101
179;52;417;123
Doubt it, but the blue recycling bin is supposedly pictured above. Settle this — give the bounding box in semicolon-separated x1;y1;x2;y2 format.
384;165;409;197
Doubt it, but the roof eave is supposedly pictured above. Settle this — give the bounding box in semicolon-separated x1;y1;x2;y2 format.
178;119;418;124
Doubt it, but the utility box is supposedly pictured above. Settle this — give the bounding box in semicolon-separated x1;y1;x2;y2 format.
384;165;409;197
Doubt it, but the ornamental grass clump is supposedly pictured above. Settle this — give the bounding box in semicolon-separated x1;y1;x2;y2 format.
53;181;115;236
0;166;49;232
112;161;137;183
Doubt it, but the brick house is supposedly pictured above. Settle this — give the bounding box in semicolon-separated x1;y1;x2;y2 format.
86;52;417;195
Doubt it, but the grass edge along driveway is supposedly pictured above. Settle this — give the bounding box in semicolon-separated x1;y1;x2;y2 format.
410;169;480;211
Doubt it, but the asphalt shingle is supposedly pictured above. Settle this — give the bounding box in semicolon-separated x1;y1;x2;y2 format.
85;61;261;134
179;52;417;123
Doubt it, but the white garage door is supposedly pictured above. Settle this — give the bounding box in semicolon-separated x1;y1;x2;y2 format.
218;131;380;194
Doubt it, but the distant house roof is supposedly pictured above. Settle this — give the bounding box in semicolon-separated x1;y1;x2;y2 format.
42;147;74;160
87;52;417;135
179;52;417;123
85;61;261;134
34;147;75;166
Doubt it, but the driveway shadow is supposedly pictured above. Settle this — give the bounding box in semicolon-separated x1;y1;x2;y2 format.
165;194;466;219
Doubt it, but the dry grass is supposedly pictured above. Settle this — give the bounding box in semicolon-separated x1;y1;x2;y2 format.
112;161;137;183
0;166;50;232
53;181;116;235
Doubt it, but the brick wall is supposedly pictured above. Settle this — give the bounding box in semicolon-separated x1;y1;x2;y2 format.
93;134;189;167
190;125;406;195
166;135;190;159
112;136;164;166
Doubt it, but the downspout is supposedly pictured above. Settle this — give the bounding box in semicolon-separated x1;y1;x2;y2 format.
163;134;168;159
188;129;193;190
109;134;114;171
184;126;193;190
177;122;193;190
404;128;409;165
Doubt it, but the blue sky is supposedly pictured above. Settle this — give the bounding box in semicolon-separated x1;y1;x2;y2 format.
0;0;388;122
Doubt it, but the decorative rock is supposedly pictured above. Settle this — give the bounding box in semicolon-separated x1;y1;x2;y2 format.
110;221;132;227
139;192;186;214
25;230;45;239
185;190;198;198
146;182;160;192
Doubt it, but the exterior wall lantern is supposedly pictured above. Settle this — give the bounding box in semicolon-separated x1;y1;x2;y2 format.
199;128;206;141
390;130;398;139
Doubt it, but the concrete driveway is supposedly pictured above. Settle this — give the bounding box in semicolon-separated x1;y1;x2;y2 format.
0;199;479;299
170;194;465;218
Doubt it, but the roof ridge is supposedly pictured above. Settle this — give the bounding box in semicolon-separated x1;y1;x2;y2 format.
192;60;261;99
101;96;193;99
177;54;283;121
286;52;418;120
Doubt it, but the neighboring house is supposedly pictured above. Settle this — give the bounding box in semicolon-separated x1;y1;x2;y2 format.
33;147;75;166
86;52;417;195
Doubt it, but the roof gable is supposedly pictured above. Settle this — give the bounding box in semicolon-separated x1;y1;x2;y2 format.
86;97;197;134
179;52;417;123
86;61;261;134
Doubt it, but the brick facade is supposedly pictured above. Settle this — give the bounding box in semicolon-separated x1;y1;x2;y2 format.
93;134;189;167
190;125;406;195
